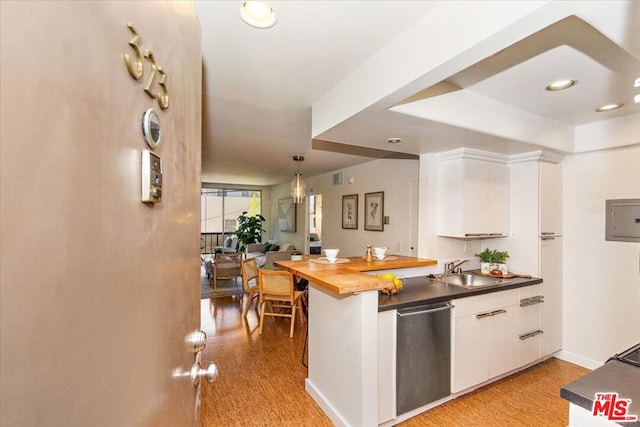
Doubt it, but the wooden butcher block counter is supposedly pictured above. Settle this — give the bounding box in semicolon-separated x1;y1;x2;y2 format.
274;255;437;294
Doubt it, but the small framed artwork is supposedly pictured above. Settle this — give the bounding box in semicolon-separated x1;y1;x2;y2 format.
342;194;358;229
364;191;384;231
278;198;296;232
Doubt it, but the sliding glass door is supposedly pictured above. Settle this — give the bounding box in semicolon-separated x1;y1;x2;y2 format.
201;188;261;254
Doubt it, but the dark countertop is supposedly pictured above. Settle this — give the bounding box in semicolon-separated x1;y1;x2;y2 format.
378;274;543;312
561;360;640;426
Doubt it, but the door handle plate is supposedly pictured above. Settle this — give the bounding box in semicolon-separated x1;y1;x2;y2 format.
185;330;207;353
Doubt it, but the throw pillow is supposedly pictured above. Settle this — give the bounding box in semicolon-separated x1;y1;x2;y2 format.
269;245;280;252
261;243;272;253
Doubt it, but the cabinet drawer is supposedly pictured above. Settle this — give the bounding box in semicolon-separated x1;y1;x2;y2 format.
519;330;542;366
519;285;541;300
453;288;519;318
519;302;541;332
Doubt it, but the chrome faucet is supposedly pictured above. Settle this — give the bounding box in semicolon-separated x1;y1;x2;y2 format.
444;259;470;275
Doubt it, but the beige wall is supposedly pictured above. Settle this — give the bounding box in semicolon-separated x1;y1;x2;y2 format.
269;158;420;257
1;2;202;425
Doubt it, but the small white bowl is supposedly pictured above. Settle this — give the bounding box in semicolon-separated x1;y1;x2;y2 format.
373;247;388;258
324;248;339;260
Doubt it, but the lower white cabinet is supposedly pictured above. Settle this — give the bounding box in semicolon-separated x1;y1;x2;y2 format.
378;309;397;424
452;289;519;392
540;236;562;356
452;286;545;393
518;285;544;366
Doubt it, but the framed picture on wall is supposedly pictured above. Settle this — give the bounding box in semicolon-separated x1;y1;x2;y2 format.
278;198;296;232
342;194;358;229
364;191;384;231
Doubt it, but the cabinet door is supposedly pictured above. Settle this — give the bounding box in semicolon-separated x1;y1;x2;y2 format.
486;163;510;236
437;158;464;237
452;314;489;393
540;236;562;355
437;157;509;237
463;159;490;235
539;162;562;235
487;306;519;378
377;310;396;423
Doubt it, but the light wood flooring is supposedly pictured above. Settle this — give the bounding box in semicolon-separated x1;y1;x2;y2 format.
199;295;589;426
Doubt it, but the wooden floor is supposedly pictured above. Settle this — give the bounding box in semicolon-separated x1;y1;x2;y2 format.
199;295;589;426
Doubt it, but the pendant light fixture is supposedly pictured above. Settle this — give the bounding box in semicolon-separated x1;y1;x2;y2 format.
291;155;306;204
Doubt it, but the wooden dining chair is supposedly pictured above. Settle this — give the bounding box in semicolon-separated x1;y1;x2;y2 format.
240;258;259;317
258;269;305;338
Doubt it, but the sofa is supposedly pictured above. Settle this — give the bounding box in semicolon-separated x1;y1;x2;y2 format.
245;241;296;268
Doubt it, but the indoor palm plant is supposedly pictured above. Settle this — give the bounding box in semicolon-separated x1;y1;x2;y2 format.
235;212;266;253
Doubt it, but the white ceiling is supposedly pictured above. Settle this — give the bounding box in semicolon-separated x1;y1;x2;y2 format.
196;1;640;187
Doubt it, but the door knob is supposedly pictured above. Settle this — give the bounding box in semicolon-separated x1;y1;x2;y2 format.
185;330;207;353
191;361;218;385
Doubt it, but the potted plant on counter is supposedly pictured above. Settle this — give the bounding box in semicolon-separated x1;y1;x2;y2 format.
475;249;509;275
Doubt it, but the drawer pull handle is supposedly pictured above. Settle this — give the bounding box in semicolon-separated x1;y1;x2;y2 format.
520;296;544;307
476;309;507;319
519;330;544;340
476;312;493;319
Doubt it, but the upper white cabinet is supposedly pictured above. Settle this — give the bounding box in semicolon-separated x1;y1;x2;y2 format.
437;150;509;238
539;161;563;236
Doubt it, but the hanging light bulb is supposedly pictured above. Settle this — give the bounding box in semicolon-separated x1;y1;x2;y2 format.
291;155;306;204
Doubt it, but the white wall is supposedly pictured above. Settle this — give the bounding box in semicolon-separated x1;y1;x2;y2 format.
562;146;640;365
268;182;307;252
269;158;419;257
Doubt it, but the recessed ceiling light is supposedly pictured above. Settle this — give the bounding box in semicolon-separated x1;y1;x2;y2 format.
634;77;640;88
633;94;640;104
240;1;277;29
545;79;577;91
387;137;402;144
596;103;624;112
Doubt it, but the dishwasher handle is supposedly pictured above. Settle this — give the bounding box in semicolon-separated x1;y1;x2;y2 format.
397;303;452;317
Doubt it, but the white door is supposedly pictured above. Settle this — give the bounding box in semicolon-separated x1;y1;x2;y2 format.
0;2;204;426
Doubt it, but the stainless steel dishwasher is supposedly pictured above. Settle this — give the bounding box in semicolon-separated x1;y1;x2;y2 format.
396;301;452;415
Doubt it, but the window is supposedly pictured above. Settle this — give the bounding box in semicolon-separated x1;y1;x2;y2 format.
200;188;261;254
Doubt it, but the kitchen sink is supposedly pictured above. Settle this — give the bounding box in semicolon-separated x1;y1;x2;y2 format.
434;272;512;289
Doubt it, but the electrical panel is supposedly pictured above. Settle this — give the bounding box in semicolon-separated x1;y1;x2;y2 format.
605;198;640;242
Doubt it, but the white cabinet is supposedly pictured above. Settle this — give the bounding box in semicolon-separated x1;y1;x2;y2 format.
540;236;562;355
437;154;509;238
377;310;396;424
452;286;546;393
538;161;563;355
518;285;544;366
539;161;562;236
452;289;519;393
506;157;563;358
